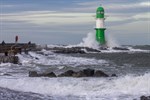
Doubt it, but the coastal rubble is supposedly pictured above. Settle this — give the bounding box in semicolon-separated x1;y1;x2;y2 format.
29;68;114;78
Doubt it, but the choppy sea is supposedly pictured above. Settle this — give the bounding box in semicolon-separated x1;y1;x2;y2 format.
0;45;150;100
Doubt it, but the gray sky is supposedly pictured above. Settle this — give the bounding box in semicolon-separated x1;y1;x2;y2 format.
0;0;150;45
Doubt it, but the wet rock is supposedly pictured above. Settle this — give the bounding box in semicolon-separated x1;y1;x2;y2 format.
94;70;109;77
72;71;86;77
35;57;39;60
58;70;75;77
29;71;56;77
29;71;38;77
112;47;129;50
3;73;11;76
58;69;109;77
140;96;150;100
41;72;56;77
83;68;95;77
59;68;95;77
50;46;101;54
54;48;85;54
99;47;108;50
111;74;117;77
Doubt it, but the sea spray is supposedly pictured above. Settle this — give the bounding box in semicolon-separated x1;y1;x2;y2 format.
106;34;120;47
66;32;99;49
68;32;120;49
78;32;99;49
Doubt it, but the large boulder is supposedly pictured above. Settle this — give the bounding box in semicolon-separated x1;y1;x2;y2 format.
140;96;150;100
29;71;56;77
41;72;56;77
112;47;129;50
83;68;95;77
111;74;117;77
29;71;39;77
54;48;85;54
94;70;109;77
72;71;86;77
58;70;75;77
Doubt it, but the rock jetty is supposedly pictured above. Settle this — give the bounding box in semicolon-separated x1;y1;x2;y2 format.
29;68;116;78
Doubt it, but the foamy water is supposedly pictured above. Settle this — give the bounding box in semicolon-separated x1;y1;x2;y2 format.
65;32;120;49
0;73;149;100
17;50;107;67
64;32;99;49
0;43;150;100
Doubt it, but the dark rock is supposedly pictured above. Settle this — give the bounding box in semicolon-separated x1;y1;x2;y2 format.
3;73;11;76
58;69;95;77
112;47;129;50
99;46;108;50
58;70;75;77
13;56;19;64
72;71;86;77
83;68;95;77
50;46;102;54
35;57;39;60
29;71;38;77
54;47;85;54
41;72;56;77
84;47;101;52
29;71;56;77
140;96;150;100
94;70;109;77
111;74;117;77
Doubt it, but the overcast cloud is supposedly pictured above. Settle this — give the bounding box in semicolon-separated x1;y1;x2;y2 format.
0;0;149;45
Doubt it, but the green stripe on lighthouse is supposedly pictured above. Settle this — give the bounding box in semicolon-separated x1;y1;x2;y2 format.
95;6;106;45
96;28;106;44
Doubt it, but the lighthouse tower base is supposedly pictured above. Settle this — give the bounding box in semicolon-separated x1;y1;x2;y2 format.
96;28;106;45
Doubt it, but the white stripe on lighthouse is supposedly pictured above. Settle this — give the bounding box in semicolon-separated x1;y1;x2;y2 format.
96;19;104;28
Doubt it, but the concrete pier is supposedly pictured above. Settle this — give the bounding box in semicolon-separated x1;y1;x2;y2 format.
0;43;36;53
0;43;36;64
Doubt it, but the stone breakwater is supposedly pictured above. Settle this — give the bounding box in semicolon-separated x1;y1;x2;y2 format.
0;43;36;53
0;56;19;64
0;43;36;64
29;68;117;78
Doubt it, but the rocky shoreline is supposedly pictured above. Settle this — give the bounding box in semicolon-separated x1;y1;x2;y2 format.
47;46;129;54
29;68;117;78
140;96;150;100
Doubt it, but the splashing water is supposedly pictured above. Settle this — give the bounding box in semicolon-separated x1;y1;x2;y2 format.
77;32;120;49
106;34;120;47
78;32;99;49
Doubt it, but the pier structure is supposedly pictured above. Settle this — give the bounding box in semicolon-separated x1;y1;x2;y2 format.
0;43;36;64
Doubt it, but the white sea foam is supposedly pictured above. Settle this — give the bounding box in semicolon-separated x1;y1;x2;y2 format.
46;32;150;53
77;32;99;49
17;50;107;67
0;73;149;100
65;32;99;50
0;63;12;67
106;34;120;47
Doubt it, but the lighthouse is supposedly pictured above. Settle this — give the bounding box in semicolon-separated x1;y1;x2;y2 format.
95;6;106;45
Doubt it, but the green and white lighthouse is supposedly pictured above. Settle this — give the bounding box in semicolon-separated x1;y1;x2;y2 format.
95;6;106;45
